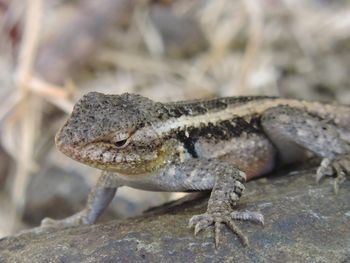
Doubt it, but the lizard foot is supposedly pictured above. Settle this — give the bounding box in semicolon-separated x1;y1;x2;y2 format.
189;210;264;247
316;155;350;193
40;210;89;230
18;210;90;235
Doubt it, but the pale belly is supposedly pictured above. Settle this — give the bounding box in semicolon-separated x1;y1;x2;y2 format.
112;163;216;192
112;134;277;191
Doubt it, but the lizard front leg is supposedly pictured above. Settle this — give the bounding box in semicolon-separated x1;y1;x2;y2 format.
40;171;118;229
163;159;264;246
262;105;350;192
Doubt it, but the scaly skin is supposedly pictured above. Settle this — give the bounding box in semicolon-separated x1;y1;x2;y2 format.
39;92;350;246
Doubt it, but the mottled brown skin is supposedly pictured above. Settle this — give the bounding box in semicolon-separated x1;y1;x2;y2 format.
42;92;350;246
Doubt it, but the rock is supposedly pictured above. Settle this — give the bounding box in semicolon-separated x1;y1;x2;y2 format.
23;165;91;226
0;164;350;263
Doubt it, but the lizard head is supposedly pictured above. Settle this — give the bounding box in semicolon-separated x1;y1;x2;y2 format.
55;92;171;175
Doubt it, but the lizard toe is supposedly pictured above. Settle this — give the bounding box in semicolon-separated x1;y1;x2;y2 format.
188;214;210;228
316;156;350;193
194;217;213;235
316;158;333;183
40;217;56;227
40;210;89;229
189;211;250;247
230;211;264;225
224;218;249;246
332;164;347;194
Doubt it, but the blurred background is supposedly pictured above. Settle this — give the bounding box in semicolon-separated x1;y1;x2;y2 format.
0;0;350;238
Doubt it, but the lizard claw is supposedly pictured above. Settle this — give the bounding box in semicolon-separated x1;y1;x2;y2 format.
189;214;212;235
189;210;262;247
316;158;333;184
316;156;350;193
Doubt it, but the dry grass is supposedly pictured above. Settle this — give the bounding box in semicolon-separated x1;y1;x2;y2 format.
0;0;73;233
0;0;350;236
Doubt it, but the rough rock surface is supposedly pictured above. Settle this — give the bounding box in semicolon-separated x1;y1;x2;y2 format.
1;163;350;263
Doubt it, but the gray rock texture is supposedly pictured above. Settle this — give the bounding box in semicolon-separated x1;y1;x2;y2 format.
1;164;350;263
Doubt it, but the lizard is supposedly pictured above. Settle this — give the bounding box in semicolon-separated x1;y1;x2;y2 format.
40;92;350;246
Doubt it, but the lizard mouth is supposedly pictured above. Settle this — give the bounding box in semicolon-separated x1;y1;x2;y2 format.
54;125;117;165
55;124;171;175
56;137;116;166
56;138;165;175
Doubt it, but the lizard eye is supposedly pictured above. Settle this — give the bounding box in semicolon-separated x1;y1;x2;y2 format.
115;139;128;148
112;131;134;149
